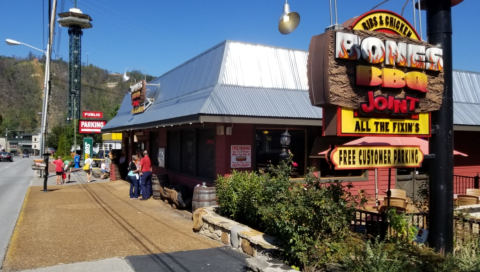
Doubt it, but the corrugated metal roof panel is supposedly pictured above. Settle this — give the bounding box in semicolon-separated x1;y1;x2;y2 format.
149;42;225;103
203;85;322;119
221;42;309;90
454;102;480;125
453;70;480;103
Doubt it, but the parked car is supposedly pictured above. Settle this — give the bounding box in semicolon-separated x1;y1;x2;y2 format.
0;152;13;162
22;152;29;158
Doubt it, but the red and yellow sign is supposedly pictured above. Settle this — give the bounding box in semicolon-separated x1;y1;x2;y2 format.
337;107;430;137
131;80;146;114
329;145;424;170
309;10;444;137
348;10;420;40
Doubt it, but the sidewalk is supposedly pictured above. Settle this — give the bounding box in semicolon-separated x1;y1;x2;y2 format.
2;170;247;271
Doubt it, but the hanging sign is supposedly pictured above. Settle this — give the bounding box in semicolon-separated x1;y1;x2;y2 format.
307;10;444;137
328;145;424;170
82;111;103;118
130;80;146;114
78;120;107;134
231;145;251;168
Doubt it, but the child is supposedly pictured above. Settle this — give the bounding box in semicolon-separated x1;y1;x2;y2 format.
100;161;107;179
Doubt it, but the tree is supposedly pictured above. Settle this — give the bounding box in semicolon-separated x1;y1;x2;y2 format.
46;125;65;149
55;133;68;158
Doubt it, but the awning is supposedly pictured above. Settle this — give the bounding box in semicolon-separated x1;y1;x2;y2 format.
318;136;468;157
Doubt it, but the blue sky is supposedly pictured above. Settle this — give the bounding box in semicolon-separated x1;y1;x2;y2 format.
1;0;479;77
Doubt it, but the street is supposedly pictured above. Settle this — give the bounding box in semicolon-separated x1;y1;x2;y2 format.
0;156;36;268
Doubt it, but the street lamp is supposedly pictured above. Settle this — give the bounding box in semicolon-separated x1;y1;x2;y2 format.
279;129;291;163
278;0;300;35
6;38;50;165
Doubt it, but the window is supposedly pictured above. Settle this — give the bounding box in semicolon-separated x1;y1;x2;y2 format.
181;130;195;175
167;130;180;171
167;128;215;179
255;129;306;176
197;129;215;178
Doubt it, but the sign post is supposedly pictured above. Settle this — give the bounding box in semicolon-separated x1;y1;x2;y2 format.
426;0;454;254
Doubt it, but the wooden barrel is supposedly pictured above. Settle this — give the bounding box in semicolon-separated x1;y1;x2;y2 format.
152;175;161;199
192;187;217;212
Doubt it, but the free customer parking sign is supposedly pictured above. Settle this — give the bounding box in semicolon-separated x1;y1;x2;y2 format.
78;120;106;134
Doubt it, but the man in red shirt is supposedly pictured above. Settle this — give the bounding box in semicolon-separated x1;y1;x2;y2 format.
139;150;152;200
51;156;64;185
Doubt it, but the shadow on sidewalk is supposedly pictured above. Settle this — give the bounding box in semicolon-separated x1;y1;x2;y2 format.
125;247;248;272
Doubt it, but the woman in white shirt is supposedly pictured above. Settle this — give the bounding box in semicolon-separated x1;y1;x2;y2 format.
84;154;94;183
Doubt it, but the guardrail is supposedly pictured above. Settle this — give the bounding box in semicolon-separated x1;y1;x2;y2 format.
353;209;480;239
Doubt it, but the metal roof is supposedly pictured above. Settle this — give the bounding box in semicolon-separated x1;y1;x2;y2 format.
452;70;480;125
102;41;480;132
453;70;480;103
203;85;321;119
221;41;309;90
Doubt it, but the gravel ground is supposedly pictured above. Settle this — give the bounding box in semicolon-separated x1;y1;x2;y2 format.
2;173;222;271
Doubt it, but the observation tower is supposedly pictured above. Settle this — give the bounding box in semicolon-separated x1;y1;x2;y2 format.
58;6;92;123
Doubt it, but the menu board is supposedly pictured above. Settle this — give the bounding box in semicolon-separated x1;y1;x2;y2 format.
231;145;251;168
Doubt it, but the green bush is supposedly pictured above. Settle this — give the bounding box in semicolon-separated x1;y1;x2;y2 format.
215;154;367;270
258;162;366;269
215;170;264;228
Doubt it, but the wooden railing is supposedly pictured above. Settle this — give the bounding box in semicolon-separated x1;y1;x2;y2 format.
352;209;480;239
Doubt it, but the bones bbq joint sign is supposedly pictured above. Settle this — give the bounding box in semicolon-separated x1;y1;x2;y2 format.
308;10;444;137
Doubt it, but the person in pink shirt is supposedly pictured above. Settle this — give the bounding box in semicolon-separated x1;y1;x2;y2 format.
51;156;65;185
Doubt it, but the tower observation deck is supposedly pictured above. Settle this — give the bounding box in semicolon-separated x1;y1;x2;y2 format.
57;7;92;123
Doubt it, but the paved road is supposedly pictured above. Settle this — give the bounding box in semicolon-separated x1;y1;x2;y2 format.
0;156;37;269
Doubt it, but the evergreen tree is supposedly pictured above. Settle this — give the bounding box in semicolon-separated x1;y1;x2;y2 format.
56;133;68;158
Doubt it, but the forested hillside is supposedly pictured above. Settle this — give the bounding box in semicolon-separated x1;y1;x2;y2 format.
0;55;152;137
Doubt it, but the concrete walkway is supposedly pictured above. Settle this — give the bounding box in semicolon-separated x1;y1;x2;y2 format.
2;170;248;271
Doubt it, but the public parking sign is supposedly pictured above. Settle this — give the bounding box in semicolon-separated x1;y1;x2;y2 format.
82;111;103;118
78;120;106;134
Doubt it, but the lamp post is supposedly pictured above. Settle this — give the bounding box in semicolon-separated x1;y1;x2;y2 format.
6;0;57;192
279;129;291;163
5;39;48;160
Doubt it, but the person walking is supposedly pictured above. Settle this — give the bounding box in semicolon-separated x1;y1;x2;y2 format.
84;154;93;183
63;158;72;183
51;156;64;185
127;155;140;199
139;150;152;200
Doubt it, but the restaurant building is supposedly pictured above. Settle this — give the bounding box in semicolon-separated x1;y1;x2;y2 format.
102;39;480;197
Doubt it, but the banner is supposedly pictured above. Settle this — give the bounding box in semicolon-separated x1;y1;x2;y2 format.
83;138;93;160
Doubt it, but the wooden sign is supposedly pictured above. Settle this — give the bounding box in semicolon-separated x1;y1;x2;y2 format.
328;145;424;170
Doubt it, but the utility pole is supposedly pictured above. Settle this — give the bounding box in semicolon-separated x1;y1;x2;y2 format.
426;0;456;254
74;96;76;156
